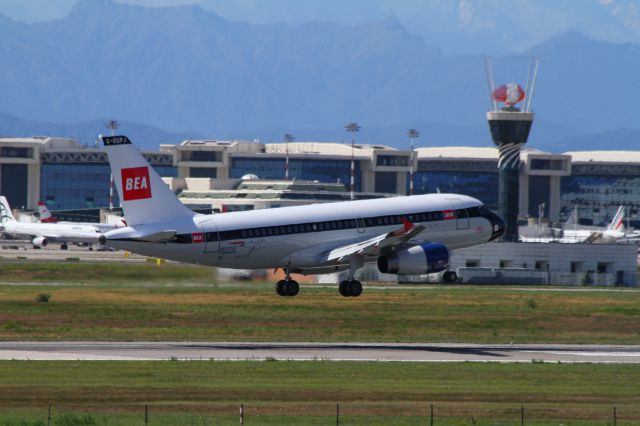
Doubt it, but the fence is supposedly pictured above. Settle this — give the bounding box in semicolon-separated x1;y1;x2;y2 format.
33;402;633;425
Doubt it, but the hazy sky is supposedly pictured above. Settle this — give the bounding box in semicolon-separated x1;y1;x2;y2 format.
1;0;639;55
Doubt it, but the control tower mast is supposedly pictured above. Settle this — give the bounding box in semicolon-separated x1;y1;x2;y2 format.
485;57;539;242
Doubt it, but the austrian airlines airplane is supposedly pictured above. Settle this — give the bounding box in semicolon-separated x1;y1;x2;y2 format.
101;136;505;297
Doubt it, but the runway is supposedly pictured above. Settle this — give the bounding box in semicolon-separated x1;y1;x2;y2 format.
1;342;640;363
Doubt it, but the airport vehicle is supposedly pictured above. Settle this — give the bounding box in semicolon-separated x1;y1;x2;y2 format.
37;201;119;233
100;135;506;297
0;197;103;249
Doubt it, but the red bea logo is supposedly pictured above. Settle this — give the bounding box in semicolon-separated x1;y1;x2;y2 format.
191;233;204;243
121;167;152;201
443;210;455;220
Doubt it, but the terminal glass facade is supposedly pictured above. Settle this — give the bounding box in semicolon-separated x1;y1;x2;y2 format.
560;165;640;227
1;164;28;209
40;163;177;210
230;158;361;191
413;171;499;211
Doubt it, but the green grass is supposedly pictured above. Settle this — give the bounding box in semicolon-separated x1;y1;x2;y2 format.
0;261;215;283
0;361;637;424
0;279;639;343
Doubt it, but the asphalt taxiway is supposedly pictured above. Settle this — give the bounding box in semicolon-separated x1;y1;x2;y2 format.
1;342;639;363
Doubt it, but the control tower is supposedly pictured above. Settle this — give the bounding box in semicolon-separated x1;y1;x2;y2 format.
485;57;539;242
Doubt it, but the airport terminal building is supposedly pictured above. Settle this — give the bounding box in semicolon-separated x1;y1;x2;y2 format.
1;136;640;228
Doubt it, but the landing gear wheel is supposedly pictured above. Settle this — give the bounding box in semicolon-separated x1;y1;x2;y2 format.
443;271;458;283
339;280;362;297
286;280;299;297
276;279;299;297
339;280;350;297
276;280;287;297
349;280;363;297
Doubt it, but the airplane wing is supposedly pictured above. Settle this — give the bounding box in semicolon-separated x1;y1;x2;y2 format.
322;218;425;263
582;231;603;243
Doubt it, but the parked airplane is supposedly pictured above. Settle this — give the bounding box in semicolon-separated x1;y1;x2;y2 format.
0;197;103;249
37;201;120;233
100;135;505;297
559;206;640;243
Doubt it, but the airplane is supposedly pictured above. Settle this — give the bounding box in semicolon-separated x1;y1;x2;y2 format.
99;135;506;297
37;201;120;233
559;206;640;243
0;197;103;249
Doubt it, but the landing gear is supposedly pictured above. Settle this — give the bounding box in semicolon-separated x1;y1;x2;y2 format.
339;280;363;297
60;243;68;250
276;269;299;297
442;270;458;283
339;256;364;297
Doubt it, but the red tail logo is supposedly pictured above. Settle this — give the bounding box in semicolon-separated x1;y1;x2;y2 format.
121;167;152;201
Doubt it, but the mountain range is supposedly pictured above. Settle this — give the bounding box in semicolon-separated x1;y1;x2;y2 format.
0;0;639;152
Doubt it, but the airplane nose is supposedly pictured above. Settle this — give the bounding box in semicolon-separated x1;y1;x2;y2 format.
486;211;506;241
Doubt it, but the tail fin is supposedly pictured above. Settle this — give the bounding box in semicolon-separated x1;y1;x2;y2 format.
37;201;58;223
607;206;625;232
100;135;194;226
0;196;16;224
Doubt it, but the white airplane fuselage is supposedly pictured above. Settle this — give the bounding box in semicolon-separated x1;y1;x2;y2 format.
106;193;504;271
3;221;103;245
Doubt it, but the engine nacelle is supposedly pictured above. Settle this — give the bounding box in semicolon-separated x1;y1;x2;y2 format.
377;243;449;275
32;236;48;248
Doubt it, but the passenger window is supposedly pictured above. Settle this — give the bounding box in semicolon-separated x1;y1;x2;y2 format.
280;226;286;234
267;228;273;235
349;220;356;228
312;223;318;231
241;230;247;238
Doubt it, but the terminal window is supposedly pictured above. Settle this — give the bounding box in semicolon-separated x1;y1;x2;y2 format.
1;147;33;158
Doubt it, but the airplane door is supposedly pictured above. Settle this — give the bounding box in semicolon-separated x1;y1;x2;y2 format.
356;218;366;233
455;208;470;230
199;219;220;255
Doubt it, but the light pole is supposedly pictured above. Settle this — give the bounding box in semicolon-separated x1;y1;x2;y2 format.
105;120;118;210
345;122;361;200
283;134;295;181
407;129;419;196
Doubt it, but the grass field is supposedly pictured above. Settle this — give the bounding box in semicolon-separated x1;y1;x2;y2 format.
0;361;638;425
0;262;639;343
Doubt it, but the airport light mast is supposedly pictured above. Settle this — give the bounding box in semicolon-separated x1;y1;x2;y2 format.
345;122;361;200
407;129;419;196
283;133;295;181
105;120;119;210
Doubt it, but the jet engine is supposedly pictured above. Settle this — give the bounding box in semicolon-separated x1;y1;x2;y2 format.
377;243;449;275
32;236;48;248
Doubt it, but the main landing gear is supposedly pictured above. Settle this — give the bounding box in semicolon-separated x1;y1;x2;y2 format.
339;279;362;297
276;269;299;297
339;256;364;297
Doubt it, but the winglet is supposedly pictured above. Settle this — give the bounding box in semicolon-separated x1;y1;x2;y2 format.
400;216;414;232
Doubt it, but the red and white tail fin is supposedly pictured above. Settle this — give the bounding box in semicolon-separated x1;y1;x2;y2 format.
100;135;194;226
607;206;625;232
37;201;58;223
